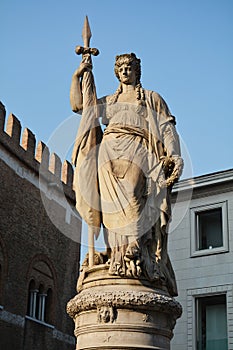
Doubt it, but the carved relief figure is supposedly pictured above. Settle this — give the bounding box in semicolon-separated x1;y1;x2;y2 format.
70;47;183;296
97;306;115;323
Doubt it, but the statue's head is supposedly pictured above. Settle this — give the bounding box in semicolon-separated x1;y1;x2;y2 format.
114;53;141;85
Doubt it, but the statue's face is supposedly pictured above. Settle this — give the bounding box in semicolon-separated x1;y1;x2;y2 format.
118;63;136;85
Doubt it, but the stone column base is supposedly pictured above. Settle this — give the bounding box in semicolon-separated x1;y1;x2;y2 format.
67;265;182;350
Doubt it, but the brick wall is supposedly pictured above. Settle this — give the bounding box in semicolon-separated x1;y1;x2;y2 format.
0;102;81;349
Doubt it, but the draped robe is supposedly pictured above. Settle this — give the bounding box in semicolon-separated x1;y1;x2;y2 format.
72;89;181;295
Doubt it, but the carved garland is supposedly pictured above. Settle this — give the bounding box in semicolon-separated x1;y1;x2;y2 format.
67;290;182;319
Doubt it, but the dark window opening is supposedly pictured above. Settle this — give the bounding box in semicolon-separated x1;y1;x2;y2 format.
196;294;227;350
27;280;52;324
196;208;223;250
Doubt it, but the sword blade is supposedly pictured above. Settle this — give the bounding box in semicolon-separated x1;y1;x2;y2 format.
82;16;92;48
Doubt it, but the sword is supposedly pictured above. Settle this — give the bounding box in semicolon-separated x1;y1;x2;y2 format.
74;17;101;268
75;16;99;61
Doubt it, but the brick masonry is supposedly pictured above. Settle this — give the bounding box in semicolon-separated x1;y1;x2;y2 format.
0;102;81;349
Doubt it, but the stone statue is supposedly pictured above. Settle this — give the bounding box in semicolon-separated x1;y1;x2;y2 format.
67;18;183;349
70;19;183;297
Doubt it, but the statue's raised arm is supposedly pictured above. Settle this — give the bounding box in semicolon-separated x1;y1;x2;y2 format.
71;17;102;267
70;60;93;113
70;16;99;114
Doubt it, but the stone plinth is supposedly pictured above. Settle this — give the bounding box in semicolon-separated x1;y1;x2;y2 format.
67;265;182;350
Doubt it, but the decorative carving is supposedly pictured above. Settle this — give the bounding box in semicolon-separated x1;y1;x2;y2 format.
103;334;111;343
67;289;182;320
142;314;150;322
97;306;116;323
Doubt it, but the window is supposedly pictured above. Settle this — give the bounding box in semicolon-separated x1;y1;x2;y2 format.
27;281;49;323
187;286;232;350
27;280;37;319
190;202;228;257
197;208;223;250
196;294;228;350
26;257;55;325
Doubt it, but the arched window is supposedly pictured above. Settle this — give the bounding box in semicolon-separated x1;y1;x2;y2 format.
27;280;38;318
26;257;56;324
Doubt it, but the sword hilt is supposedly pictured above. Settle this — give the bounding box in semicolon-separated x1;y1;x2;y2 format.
75;45;99;56
75;16;99;57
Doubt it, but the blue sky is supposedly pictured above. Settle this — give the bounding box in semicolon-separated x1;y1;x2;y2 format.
1;0;233;178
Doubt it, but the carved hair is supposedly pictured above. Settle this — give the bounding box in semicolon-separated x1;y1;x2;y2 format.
114;53;141;83
108;53;145;106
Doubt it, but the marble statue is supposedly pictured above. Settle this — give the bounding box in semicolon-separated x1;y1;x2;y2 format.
67;18;183;349
70;18;183;297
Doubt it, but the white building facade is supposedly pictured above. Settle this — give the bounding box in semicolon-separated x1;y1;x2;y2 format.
169;169;233;350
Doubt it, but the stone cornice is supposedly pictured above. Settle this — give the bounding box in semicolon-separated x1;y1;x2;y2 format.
171;169;233;203
173;168;233;193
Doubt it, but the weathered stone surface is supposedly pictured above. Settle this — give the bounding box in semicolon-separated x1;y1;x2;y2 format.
67;266;182;349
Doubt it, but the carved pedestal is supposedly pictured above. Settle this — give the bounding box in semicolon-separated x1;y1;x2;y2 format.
67;265;182;350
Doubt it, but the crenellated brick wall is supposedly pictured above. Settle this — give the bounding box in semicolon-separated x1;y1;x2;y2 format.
0;101;81;350
0;101;74;200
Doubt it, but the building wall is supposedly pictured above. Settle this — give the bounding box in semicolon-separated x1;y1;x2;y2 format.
0;102;81;349
169;170;233;350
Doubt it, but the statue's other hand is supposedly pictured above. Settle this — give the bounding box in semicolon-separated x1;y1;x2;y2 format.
165;156;184;188
73;62;93;78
